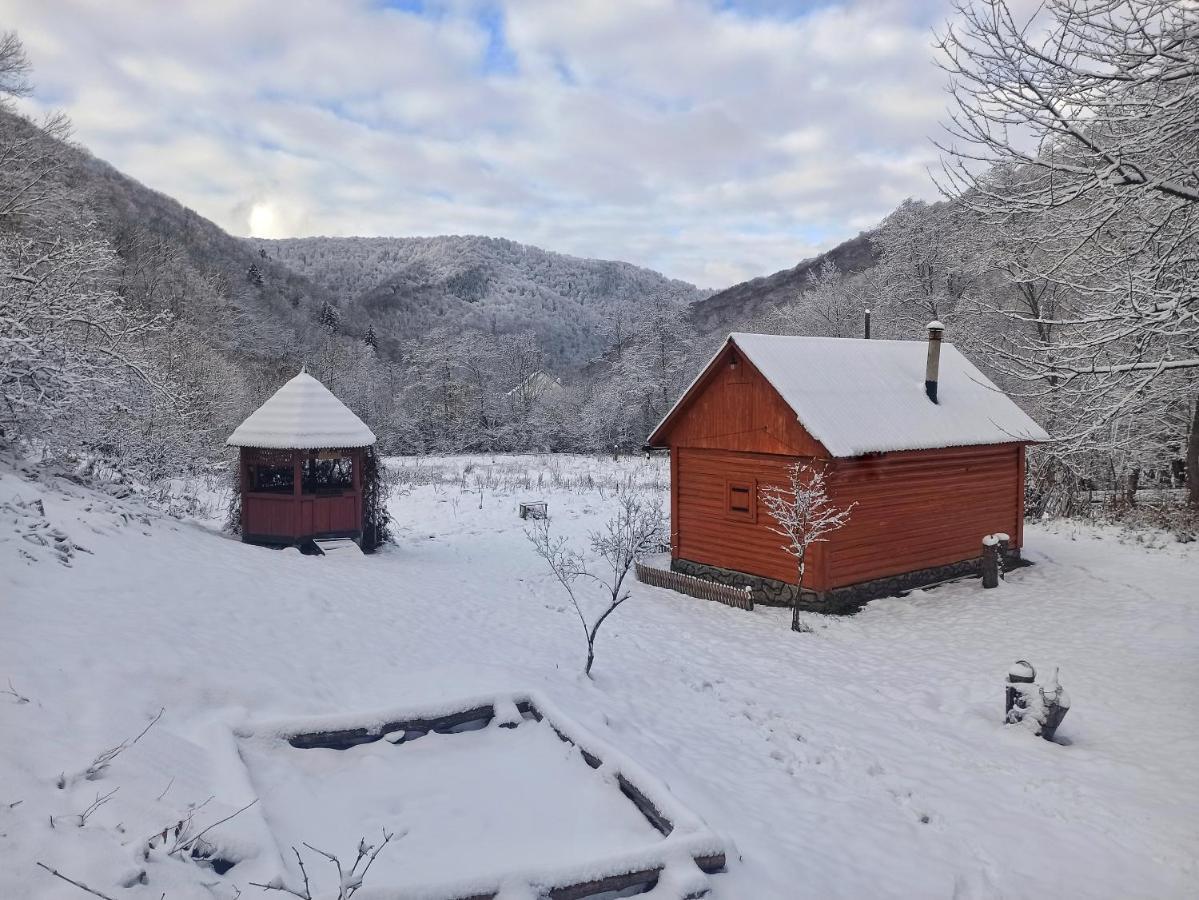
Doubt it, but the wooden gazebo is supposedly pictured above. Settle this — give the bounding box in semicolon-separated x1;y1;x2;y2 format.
227;371;376;546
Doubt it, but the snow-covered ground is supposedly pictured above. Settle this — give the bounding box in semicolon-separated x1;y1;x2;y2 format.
1;454;1197;899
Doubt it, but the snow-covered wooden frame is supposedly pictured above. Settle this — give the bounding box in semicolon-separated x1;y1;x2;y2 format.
238;692;727;899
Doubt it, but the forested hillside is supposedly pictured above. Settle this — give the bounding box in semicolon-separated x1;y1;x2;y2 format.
260;235;705;369
689;232;878;334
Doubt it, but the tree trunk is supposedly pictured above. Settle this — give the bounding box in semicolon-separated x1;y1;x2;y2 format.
1188;392;1199;508
791;554;812;633
1126;468;1140;508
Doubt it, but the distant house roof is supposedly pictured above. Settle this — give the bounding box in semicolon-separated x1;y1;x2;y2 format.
648;333;1050;456
227;371;376;449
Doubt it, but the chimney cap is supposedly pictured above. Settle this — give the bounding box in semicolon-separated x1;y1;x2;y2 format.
927;320;945;333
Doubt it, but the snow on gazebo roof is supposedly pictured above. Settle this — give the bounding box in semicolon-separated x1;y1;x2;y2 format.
649;333;1050;457
226;371;376;450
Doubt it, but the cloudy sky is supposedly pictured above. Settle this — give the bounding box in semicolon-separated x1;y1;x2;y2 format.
3;0;959;287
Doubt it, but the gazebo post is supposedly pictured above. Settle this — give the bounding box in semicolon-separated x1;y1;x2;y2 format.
292;449;303;539
353;448;363;537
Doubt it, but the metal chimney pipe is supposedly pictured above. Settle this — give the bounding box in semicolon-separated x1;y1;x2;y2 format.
925;320;944;404
863;309;871;339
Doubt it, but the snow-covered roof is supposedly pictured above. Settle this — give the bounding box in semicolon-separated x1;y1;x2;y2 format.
651;333;1049;456
226;371;376;449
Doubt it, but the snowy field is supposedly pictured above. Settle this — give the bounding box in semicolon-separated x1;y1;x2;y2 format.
2;453;1198;899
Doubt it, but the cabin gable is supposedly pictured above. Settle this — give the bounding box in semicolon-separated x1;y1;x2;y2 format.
652;344;827;457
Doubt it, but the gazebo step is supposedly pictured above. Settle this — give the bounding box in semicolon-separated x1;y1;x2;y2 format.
313;538;362;557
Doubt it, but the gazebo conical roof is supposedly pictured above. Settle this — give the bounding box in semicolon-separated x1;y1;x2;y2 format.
226;371;376;450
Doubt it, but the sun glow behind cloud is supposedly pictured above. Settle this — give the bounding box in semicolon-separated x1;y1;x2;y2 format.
1;0;955;286
248;203;278;239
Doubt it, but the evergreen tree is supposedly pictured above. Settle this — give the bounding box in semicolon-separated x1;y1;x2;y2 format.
317;299;340;333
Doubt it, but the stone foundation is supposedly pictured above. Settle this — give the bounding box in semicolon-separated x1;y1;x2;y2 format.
672;551;1025;615
671;558;813;607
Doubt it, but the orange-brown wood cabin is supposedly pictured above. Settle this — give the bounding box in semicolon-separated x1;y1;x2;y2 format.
227;371;376;546
646;327;1050;610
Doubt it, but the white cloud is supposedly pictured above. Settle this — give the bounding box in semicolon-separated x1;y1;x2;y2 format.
0;0;958;286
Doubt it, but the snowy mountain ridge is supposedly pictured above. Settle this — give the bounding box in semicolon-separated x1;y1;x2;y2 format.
259;235;709;369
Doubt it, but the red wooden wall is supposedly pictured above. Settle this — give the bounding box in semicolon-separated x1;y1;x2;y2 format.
675;448;821;586
821;444;1022;589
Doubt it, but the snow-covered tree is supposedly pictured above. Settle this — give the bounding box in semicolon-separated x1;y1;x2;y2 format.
761;462;855;632
935;0;1199;504
870;199;984;334
587;294;703;451
763;260;876;339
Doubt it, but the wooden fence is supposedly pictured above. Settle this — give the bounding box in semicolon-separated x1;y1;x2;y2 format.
635;562;754;611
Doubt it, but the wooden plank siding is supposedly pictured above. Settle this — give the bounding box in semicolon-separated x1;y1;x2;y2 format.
654;343;827;457
823;444;1022;588
675;448;824;587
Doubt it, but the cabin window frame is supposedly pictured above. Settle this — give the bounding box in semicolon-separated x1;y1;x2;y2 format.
724;478;757;523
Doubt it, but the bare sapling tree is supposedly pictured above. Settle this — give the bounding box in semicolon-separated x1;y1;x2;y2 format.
527;493;666;677
761;462;855;632
250;828;399;899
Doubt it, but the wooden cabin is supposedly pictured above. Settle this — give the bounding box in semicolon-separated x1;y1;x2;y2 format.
227;371;376;546
646;326;1049;611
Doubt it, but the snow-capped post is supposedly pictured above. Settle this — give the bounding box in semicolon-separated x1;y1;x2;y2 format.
924;320;944;403
760;461;855;632
863;308;871;339
1005;660;1035;721
982;534;1001;588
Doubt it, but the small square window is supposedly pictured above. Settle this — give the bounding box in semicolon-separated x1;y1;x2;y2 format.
726;479;757;522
